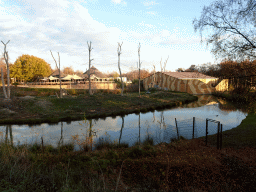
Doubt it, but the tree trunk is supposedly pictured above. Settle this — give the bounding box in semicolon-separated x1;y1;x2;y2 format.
1;68;7;99
1;40;11;99
117;42;123;96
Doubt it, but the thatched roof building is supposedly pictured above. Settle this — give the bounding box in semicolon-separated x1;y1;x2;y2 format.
50;70;66;78
83;66;106;79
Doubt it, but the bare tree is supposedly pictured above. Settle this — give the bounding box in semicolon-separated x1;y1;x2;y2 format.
152;64;156;88
87;41;93;95
138;43;142;97
159;57;162;89
50;51;62;98
117;42;124;96
1;40;11;99
162;55;169;89
193;0;256;62
159;56;169;89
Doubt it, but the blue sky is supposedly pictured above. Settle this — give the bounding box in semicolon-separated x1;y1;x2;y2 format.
0;0;215;74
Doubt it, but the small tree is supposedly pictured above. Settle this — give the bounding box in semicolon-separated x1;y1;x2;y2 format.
117;42;124;96
50;51;62;98
1;40;11;99
87;41;93;95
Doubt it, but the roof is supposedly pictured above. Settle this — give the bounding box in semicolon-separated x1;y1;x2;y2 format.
50;70;66;77
163;72;218;79
62;74;83;80
83;66;106;78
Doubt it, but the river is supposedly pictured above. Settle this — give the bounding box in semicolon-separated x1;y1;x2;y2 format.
0;95;247;150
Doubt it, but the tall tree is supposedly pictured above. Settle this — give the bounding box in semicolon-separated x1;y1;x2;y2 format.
1;40;11;99
117;42;124;96
87;41;93;96
11;54;52;82
193;0;256;62
50;51;62;98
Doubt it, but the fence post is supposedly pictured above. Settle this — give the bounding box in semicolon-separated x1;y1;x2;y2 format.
217;122;220;149
220;124;223;150
206;119;208;146
193;117;195;139
175;118;179;140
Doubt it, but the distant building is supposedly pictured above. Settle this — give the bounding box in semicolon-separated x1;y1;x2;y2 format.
116;77;127;83
143;72;228;94
83;66;113;81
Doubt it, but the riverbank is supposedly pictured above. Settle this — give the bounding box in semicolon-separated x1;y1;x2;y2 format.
0;87;198;125
0;133;255;191
0;89;255;191
202;91;256;149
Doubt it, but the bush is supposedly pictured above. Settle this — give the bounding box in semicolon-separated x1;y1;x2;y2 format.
111;89;121;94
69;89;77;95
114;79;125;88
12;82;20;87
126;84;139;92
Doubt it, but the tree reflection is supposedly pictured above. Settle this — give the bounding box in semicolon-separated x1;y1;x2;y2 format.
5;125;13;146
58;122;64;147
119;116;124;145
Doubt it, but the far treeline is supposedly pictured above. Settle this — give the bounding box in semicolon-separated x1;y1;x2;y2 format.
0;54;152;83
1;54;256;84
183;60;256;79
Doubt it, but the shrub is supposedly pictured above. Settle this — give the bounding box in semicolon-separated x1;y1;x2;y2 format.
69;89;77;95
111;89;121;94
59;143;74;153
128;147;144;159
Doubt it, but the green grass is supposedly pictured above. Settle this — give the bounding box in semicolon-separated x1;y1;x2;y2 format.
0;88;198;124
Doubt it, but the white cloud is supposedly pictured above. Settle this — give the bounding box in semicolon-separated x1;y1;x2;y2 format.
0;0;127;71
111;0;127;5
143;1;158;6
0;0;213;73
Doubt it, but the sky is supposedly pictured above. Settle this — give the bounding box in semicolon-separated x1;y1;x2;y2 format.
0;0;216;74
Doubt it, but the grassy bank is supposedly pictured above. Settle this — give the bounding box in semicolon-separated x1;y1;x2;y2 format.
0;87;198;125
0;134;255;191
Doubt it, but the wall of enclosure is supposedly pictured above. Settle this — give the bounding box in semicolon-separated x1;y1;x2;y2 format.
20;82;117;90
143;72;229;94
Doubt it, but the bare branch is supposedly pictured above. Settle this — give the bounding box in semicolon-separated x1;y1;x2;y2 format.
50;50;59;69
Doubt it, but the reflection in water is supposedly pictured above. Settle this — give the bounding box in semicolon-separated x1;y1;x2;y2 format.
5;125;13;146
0;95;248;150
119;116;124;145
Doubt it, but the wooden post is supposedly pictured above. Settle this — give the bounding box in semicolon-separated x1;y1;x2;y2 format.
217;122;220;149
175;118;179;140
206;119;208;146
139;113;141;145
193;117;195;139
220;124;223;150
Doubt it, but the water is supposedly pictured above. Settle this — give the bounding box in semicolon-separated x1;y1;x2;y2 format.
0;95;248;150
